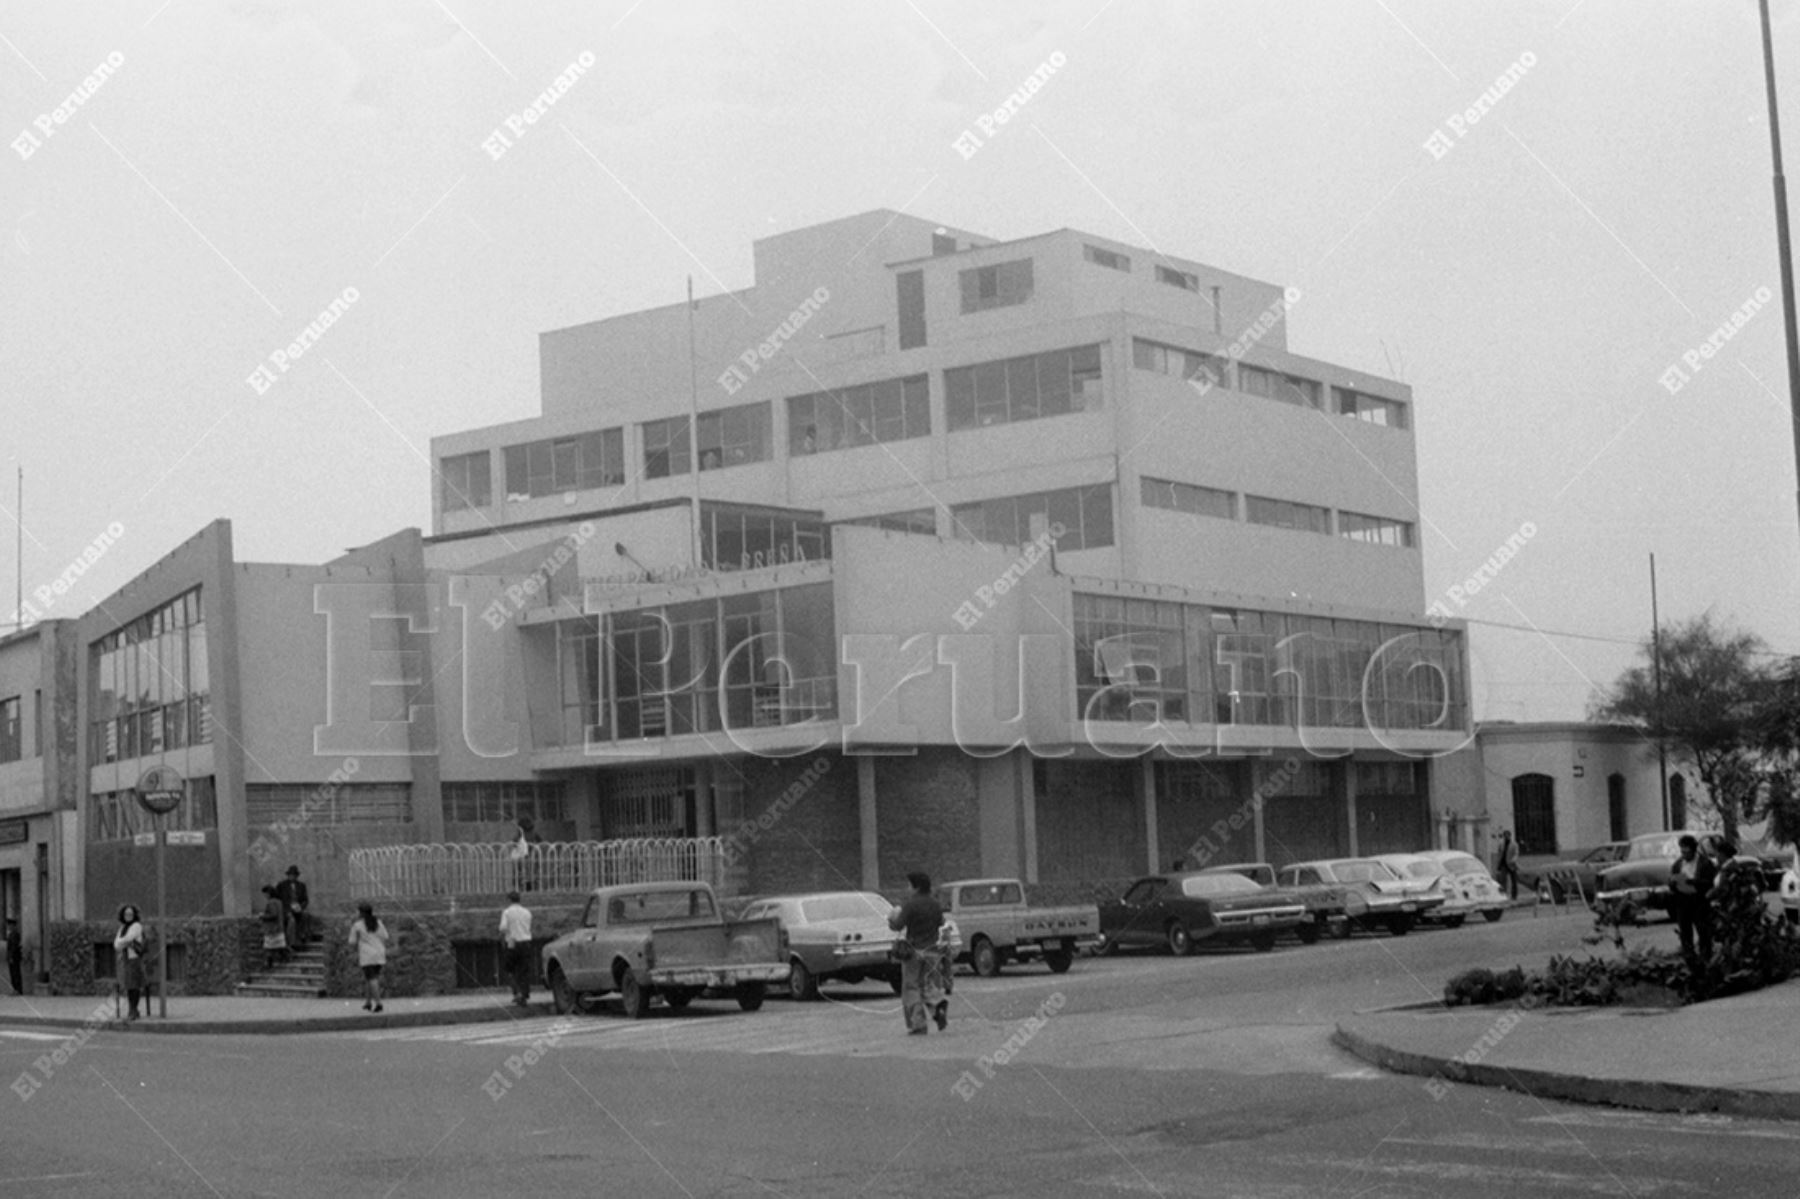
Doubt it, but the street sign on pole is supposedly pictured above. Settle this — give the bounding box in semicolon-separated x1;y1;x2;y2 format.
134;766;184;1020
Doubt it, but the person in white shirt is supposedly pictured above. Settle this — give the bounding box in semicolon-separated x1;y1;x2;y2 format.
348;902;389;1013
499;891;534;1007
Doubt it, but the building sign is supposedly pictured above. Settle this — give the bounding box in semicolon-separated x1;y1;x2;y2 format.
0;819;27;846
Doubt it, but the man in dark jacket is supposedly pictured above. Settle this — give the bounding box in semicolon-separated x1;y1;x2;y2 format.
887;871;947;1035
5;918;22;994
1669;834;1717;960
275;866;311;947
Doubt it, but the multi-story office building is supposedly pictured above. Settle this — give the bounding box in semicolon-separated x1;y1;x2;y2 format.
423;210;1473;897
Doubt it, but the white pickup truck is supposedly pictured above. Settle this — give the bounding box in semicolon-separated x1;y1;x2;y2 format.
938;878;1103;976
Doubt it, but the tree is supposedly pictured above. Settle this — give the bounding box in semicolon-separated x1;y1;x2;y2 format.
1751;655;1800;850
1590;614;1768;842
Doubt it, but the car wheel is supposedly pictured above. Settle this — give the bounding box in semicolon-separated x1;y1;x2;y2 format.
736;982;766;1012
549;966;580;1016
1482;909;1505;924
663;988;695;1010
1097;935;1119;957
1331;918;1355;940
619;971;650;1019
1442;915;1467;929
790;957;821;1001
1295;920;1321;944
1385;915;1413;937
1249;930;1276;953
1166;922;1193;957
971;937;1000;977
1044;947;1074;974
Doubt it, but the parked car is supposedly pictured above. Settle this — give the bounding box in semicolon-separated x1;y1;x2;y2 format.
1099;871;1307;955
1196;863;1348;942
1408;850;1511;923
738;891;899;1001
1592;832;1790;912
542;881;791;1018
1274;859;1444;936
1517;842;1630;904
938;878;1103;976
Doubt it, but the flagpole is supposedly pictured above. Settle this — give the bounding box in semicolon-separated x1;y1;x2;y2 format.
687;277;703;569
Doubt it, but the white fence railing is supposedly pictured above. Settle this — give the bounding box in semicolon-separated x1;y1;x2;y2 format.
348;838;726;901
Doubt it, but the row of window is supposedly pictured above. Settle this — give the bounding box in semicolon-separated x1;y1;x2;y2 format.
1140;478;1415;547
244;783;414;827
1133;338;1409;429
950;484;1114;551
443;781;567;826
1079;244;1202;294
1072;592;1464;731
441;343;1109;512
89;777;218;842
90;588;212;765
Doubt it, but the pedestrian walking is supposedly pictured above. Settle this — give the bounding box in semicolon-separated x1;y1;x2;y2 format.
258;885;289;968
348;902;389;1013
5;918;22;995
1494;829;1520;900
887;871;948;1036
1669;833;1717;961
275;865;311;947
499;890;534;1007
113;905;148;1021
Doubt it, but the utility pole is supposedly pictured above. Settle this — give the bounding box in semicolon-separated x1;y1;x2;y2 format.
1651;553;1670;830
1758;0;1800;568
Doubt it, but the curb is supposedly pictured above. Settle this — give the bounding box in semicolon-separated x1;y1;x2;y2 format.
0;1003;543;1037
1331;1018;1800;1122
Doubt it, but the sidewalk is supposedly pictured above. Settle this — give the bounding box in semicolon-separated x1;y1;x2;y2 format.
0;990;542;1036
1335;977;1800;1121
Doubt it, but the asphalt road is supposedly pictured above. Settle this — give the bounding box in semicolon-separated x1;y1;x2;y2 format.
6;907;1795;1197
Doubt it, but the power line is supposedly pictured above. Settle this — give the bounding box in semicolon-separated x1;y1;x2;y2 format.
1462;615;1800;659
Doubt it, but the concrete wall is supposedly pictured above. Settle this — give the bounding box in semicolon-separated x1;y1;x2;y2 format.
1478;724;1665;855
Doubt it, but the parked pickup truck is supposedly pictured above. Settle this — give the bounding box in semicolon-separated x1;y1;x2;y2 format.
938;878;1103;976
542;881;791;1018
1197;863;1348;943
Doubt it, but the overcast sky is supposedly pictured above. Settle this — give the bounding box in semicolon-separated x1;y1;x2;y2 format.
4;0;1798;721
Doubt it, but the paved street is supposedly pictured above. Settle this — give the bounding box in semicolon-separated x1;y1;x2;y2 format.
7;908;1797;1196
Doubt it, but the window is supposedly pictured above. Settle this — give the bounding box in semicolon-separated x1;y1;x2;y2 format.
788;376;929;454
1338;511;1414;548
834;509;937;535
1336;387;1409;430
244;783;413;827
701;504;829;572
642;416;692;479
696;402;771;470
1156;265;1199;292
440;451;492;512
945;344;1104;431
951;485;1113;551
1131;339;1228;390
1083;244;1131;272
1073;593;1187;723
958;258;1034;313
1245;495;1331;535
89;777;218;842
502;430;624;500
444;781;568;825
897;270;926;349
1238;364;1321;410
1356;762;1417;796
0;697;19;763
1141;477;1235;521
1511;774;1557;854
89;588;208;766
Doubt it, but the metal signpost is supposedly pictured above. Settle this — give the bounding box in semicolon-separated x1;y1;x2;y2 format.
134;765;185;1019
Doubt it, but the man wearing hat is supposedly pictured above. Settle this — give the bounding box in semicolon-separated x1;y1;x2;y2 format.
275;866;311;948
499;890;534;1007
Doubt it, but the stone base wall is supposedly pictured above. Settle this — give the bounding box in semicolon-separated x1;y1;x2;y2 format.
322;900;589;998
46;918;260;997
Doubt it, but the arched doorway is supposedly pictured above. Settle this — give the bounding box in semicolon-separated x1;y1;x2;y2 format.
1607;773;1627;841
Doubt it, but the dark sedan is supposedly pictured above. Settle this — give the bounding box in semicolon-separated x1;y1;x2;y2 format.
1595;832;1790;912
1100;872;1307;955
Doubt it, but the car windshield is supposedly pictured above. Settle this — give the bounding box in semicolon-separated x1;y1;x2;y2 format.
1629;836;1683;860
1180;874;1261;897
1437;855;1489;877
799;894;889;923
1331;861;1396;883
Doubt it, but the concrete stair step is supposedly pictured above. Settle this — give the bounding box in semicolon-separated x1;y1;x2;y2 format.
234;982;327;998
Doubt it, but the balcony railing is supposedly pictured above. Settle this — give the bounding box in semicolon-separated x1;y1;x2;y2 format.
347;837;726;901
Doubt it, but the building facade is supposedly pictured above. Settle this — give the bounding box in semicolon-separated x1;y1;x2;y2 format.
0;618;80;987
55;210;1476;931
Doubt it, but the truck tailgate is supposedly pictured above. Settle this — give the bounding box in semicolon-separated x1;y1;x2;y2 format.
653;917;784;968
1019;905;1101;938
